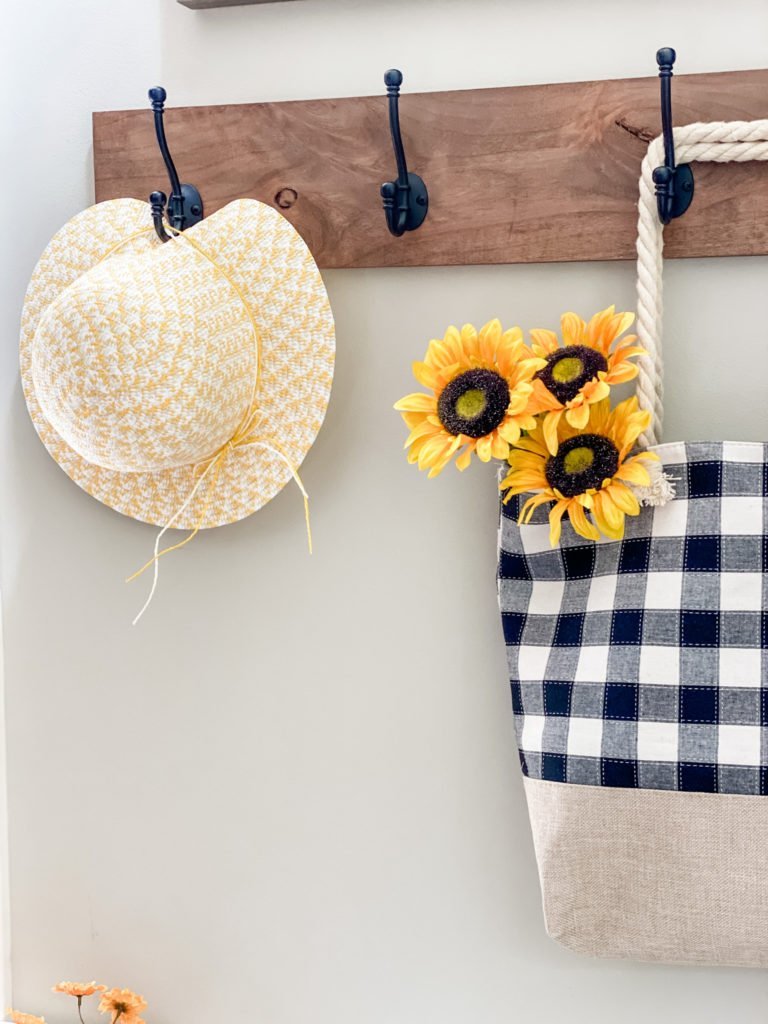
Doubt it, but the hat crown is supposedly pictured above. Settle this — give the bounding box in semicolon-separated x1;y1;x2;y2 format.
30;240;257;473
21;197;335;530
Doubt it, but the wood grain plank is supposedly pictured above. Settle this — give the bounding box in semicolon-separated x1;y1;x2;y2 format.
93;70;768;268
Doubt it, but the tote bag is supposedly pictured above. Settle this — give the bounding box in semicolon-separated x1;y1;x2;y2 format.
498;120;768;967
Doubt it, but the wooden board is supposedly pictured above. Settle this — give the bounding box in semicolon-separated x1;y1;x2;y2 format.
93;69;768;268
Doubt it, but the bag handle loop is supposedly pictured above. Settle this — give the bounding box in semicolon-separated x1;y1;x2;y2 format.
635;119;768;448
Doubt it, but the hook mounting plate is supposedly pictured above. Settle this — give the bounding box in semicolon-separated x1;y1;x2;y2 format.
404;172;429;231
174;183;205;229
667;164;694;221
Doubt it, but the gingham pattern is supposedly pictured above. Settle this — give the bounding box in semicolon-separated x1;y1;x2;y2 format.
20;198;335;529
498;441;768;796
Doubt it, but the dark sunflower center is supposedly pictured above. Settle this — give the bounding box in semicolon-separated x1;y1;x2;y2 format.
437;368;510;438
536;344;608;404
545;433;619;497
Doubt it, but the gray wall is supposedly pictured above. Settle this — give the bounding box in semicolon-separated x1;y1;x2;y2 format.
2;1;768;1022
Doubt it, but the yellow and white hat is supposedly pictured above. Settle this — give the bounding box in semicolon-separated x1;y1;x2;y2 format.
20;197;335;531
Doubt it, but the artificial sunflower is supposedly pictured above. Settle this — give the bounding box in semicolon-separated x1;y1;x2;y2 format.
53;983;106;999
525;305;645;454
500;396;658;545
394;319;545;476
97;989;147;1024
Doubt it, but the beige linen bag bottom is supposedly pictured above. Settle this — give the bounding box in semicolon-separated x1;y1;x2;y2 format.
525;779;768;966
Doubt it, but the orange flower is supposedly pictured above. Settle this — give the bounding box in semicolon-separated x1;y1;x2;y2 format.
53;983;106;999
98;989;147;1024
525;306;644;454
7;1011;46;1024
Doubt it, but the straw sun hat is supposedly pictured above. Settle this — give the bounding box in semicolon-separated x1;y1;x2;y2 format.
20;198;335;533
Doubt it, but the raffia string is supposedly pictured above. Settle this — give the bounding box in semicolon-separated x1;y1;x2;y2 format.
92;219;312;625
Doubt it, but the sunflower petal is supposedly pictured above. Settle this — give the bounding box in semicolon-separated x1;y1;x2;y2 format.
477;319;501;365
400;411;426;430
605;481;640;516
548;501;568;546
564;402;590;430
426;338;455;370
404;418;440;449
437;326;463;363
517;414;539;433
406;440;429;464
504;475;550;493
592;490;626;539
526;378;561;415
412;360;439;389
443;326;463;355
529;328;559;356
512;433;550;458
605;365;640;385
507;447;548;469
490;432;510;460
608;310;635;343
394;393;437;413
476;435;493;462
584;378;611;403
427;435;463;477
584;305;615;349
614;458;652;486
454;324;477;364
610;343;644;362
560;312;585;347
417;434;452;471
497;419;522;445
501;326;524;349
507;384;534;415
542;410;563;455
519;492;554;523
518;356;548;379
568;502;601;541
496;333;527;377
455;445;474;471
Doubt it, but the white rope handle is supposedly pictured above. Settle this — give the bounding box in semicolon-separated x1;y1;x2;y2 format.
635;119;768;447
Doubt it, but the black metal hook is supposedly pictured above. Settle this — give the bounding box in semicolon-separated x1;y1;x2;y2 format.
652;48;694;225
147;86;204;242
380;69;428;237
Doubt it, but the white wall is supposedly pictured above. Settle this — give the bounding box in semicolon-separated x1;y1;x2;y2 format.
3;1;768;1022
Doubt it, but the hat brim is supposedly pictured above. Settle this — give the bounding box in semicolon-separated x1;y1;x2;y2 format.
20;198;335;530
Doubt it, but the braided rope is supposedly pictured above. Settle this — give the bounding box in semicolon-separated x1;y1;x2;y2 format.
635;119;768;447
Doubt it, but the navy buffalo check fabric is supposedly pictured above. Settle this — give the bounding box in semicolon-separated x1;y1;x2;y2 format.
497;441;768;795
